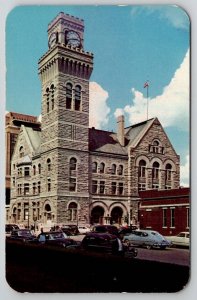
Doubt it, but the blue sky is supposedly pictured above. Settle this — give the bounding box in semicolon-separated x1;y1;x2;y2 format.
6;5;190;186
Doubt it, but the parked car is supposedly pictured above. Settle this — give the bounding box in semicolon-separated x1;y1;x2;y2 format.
81;232;137;258
123;229;171;249
165;232;190;247
91;225;119;236
37;231;78;247
8;229;36;242
118;226;138;240
78;226;90;234
61;225;79;236
5;224;19;236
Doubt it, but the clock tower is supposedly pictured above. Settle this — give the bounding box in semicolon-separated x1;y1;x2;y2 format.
38;12;93;224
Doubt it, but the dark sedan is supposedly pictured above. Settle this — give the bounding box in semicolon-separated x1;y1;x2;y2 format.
81;232;137;258
37;231;78;248
8;229;36;242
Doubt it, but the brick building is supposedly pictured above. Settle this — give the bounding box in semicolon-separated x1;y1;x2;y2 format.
8;12;181;228
139;188;190;235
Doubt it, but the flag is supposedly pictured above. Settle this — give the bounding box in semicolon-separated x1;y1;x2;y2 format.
144;81;149;88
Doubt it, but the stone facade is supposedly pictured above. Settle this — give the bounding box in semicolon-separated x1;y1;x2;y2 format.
8;12;180;228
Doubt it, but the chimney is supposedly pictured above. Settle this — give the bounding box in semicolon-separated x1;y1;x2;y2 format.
117;115;125;146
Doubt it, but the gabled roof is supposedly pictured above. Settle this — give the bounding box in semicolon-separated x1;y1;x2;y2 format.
89;128;127;156
22;126;41;152
125;118;155;148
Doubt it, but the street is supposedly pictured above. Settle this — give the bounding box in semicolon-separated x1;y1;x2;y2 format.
72;234;190;266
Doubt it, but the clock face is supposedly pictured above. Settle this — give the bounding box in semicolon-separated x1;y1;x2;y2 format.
48;32;57;48
66;31;81;47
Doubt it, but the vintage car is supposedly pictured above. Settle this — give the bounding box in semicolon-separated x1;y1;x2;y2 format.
81;232;138;258
165;232;190;247
123;229;171;249
8;229;36;242
37;231;78;247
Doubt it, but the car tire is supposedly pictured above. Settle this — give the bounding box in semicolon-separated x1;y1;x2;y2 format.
160;246;166;250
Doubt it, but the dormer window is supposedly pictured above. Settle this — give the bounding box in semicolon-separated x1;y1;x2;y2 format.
19;146;24;158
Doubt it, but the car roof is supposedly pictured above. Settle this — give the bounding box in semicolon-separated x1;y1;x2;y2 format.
85;232;117;238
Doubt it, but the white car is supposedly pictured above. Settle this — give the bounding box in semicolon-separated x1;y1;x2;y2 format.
165;232;190;247
78;226;90;234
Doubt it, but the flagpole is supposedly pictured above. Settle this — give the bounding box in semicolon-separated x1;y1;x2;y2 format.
146;84;149;120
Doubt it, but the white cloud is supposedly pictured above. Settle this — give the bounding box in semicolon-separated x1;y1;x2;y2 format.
89;81;110;129
180;154;190;186
114;49;190;131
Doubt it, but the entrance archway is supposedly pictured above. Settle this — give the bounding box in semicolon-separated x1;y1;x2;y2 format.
111;206;123;225
91;206;104;224
44;203;52;221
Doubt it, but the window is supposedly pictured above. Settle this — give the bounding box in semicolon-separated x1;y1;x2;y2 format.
18;167;22;176
118;182;124;195
152;162;160;179
100;181;105;194
138;183;146;191
170;208;175;227
92;162;97;173
74;85;81;111
17;184;22;195
100;162;105;173
149;140;164;154
47;99;49;113
187;207;190;228
38;181;41;194
92;180;98;194
12;177;15;187
24;183;30;195
165;164;172;181
69;178;76;192
111;182;116;195
138;160;146;178
118;165;123;175
51;84;55;110
33;183;36;195
33;165;36;176
163;209;167;227
19;146;24;158
111;164;116;175
152;184;159;190
47;178;51;192
69;157;77;171
38;164;41;174
68;202;78;221
24;167;30;177
66;83;72;109
47;158;51;171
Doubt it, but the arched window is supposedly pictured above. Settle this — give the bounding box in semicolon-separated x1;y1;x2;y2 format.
152;162;160;179
118;165;123;175
47;158;51;171
46;87;50;113
69;157;77;171
138;160;146;178
66;83;72;109
51;84;55;110
19;146;24;158
38;163;41;174
111;164;116;175
166;163;172;181
68;202;78;221
92;162;97;173
74;85;81;111
33;165;36;176
100;162;105;173
47;178;51;192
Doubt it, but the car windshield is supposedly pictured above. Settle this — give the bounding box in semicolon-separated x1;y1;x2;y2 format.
18;230;32;236
49;232;66;239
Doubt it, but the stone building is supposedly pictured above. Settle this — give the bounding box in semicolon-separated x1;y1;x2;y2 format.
5;112;41;205
8;12;180;228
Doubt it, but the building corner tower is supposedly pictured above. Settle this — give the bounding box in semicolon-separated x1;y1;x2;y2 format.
38;12;93;225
